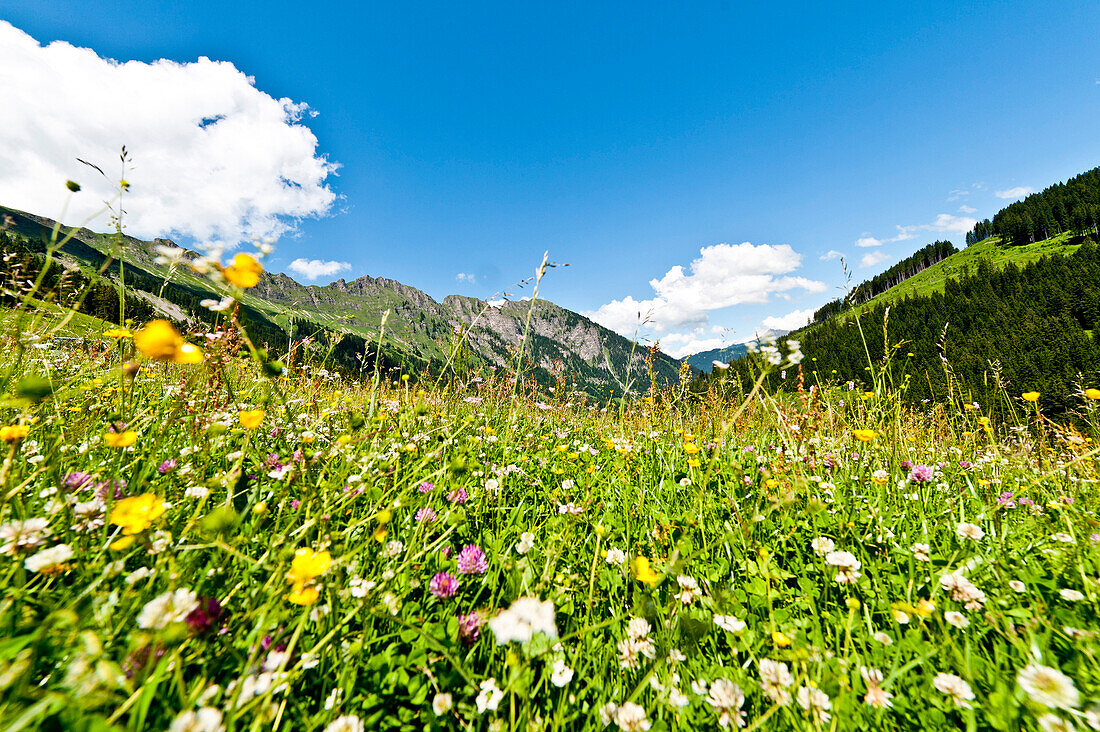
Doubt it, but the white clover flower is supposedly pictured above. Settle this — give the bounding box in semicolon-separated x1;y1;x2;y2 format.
1060;589;1085;602
476;678;504;713
675;575;702;605
944;611;969;629
811;537;835;556
168;707;224;732
432;693;453;715
956;522;985;541
933;673;975;708
515;532;535;554
1009;580;1027;592
1017;663;1080;710
614;702;651;732
605;548;626;566
911;543;931;562
797;685;832;725
550;659;574;687
137;589;199;630
24;543;72;573
713;614;746;633
488;597;558;645
759;659;794;706
323;715;364;732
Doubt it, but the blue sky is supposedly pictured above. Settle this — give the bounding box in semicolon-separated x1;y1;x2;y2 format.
3;1;1100;356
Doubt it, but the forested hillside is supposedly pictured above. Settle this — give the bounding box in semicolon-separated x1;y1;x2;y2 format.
968;166;1100;246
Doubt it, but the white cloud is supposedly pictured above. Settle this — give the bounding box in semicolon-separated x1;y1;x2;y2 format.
0;21;338;249
658;331;731;359
761;307;813;332
994;186;1035;199
287;258;350;281
583;241;826;336
958;205;977;214
455;272;476;283
947;189;969;201
855;236;882;248
819;249;844;261
860;250;889;269
890;213;976;241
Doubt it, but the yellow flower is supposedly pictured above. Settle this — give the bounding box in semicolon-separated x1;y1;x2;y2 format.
103;430;138;448
223;253;263;288
915;599;935;618
109;536;135;551
634;556;659;585
287;547;331;585
103;328;132;339
1086;389;1100;400
238;409;265;429
133;320;204;364
1022;392;1040;402
287;582;320;605
851;429;877;442
683;442;700;455
771;631;792;647
110;493;165;535
0;425;29;442
372;525;388;543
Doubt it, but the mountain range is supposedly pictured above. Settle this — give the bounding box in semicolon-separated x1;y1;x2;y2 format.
0;205;684;397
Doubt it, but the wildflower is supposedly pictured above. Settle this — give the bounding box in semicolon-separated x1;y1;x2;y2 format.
933;673;975;708
111;493;165;534
0;425;29;442
605;547;626;565
911;543;931;562
185;598;225;635
714;614;746;633
433;693;453;715
0;518;51;554
706;678;746;728
634;556;659;585
1009;580;1027;592
475;678;504;713
550;659;574;687
825;550;861;584
104;430;138;448
873;632;893;645
1052;532;1075;544
447;489;468;504
852;429;877;442
1086;389;1100;400
1037;714;1075;732
223;253;263;288
871;469;889;485
861;667;893;709
323;716;364;732
415;507;437;523
675;575;702;604
940;572;986;610
956;522;985;541
910;464;934;482
382;541;403;558
1017;663;1079;709
1022;392;1040;402
1060;589;1085;602
133;320;203;363
488;597;558;644
138;588;199;629
24;544;73;574
458;611;484;644
168;707;224;732
238;410;264;429
614;702;651;732
811;537;835;556
759;659;794;705
515;531;535;554
456;544;488;574
429;572;460;599
944;611;969;629
797;685;832;725
288;548;331;585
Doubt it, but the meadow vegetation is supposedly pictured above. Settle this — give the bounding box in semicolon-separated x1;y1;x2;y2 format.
3;191;1100;732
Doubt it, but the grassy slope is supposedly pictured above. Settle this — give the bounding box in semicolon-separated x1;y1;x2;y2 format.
847;232;1081;319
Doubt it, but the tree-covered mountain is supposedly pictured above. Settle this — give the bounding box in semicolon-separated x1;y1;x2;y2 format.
684;343;749;373
968;166;1100;246
702;165;1100;415
0;205;683;397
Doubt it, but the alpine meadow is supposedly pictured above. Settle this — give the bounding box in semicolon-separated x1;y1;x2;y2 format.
3;4;1100;732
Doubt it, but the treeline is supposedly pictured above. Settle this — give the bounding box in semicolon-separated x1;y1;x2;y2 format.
812;241;958;322
713;242;1100;416
967;167;1100;246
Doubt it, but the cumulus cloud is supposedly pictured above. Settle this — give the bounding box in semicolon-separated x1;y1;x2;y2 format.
761;307;814;332
455;272;476;283
287;258;350;281
860;250;889;268
0;21;338;248
947;189;969;201
583;241;826;336
995;186;1035;199
855;236;882;248
958;205;977;214
658;331;731;359
819;249;844;261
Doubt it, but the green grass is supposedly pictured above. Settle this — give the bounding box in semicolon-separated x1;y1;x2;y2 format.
847;232;1083;319
1;303;1100;731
